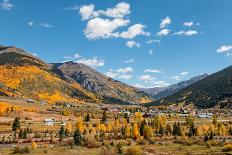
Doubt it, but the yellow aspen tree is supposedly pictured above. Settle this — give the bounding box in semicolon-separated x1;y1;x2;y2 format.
132;123;140;139
66;122;72;133
76;118;84;134
125;125;131;138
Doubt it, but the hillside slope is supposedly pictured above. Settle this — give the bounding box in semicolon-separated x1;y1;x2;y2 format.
146;66;232;108
153;73;208;100
53;62;152;104
0;46;98;103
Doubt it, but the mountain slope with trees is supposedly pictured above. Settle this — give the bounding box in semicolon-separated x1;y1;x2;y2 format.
146;65;232;108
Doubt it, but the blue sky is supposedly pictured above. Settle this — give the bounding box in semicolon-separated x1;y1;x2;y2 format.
0;0;232;88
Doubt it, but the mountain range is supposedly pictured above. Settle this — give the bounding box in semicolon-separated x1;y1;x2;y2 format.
146;73;209;100
0;45;152;104
146;65;232;108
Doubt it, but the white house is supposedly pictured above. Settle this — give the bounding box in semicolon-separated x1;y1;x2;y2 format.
44;118;56;126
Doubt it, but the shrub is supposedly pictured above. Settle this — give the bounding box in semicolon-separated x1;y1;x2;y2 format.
13;145;31;154
100;146;117;155
223;144;232;152
83;136;99;148
31;142;38;150
125;146;142;155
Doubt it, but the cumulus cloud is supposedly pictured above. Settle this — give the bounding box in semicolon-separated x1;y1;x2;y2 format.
28;21;34;27
126;40;140;48
79;2;130;20
78;2;150;40
84;18;129;39
139;75;156;81
105;71;118;78
183;22;194;27
150;80;169;87
76;57;104;67
118;74;133;80
116;67;133;73
40;23;54;28
63;53;104;68
217;45;232;53
144;69;163;73
172;71;189;81
134;83;145;88
160;16;171;29
105;67;133;80
180;72;189;76
174;30;198;36
102;2;130;18
124;59;134;63
120;24;150;39
149;50;154;55
157;29;170;36
146;39;160;44
0;0;14;10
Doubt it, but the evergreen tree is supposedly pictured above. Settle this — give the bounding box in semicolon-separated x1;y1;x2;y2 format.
209;130;214;140
12;117;21;131
229;127;232;135
188;123;196;137
23;129;28;139
59;125;65;140
102;110;107;123
18;129;23;139
165;124;172;136
65;128;69;137
158;125;165;137
173;122;181;136
85;113;91;122
204;134;209;142
139;121;145;136
73;130;82;146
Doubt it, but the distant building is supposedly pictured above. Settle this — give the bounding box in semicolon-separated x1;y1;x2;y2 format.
44;118;56;126
27;99;35;103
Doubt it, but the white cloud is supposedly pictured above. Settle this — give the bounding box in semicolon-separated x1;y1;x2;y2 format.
0;0;14;10
79;2;130;20
105;71;118;78
84;18;129;39
105;67;133;80
172;76;181;81
79;3;150;40
40;23;54;28
180;72;189;76
103;2;130;18
183;22;193;27
139;75;156;81
124;59;134;63
146;39;160;44
64;53;81;60
32;53;38;57
63;53;104;68
216;45;232;53
157;29;170;36
120;24;150;39
172;72;189;81
160;16;171;29
79;4;95;20
118;74;133;80
150;80;169;87
116;67;133;73
149;50;153;55
76;57;104;67
144;69;163;73
174;30;198;36
28;21;34;27
134;83;145;88
67;5;79;11
126;40;140;48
